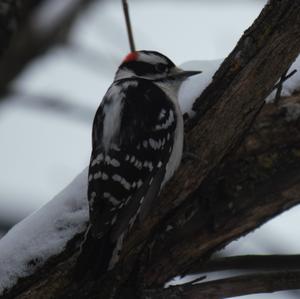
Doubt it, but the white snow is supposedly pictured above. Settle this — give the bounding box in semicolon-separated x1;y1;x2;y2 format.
179;59;222;116
0;169;88;295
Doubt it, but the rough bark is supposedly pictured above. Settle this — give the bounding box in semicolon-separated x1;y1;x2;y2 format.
120;0;300;289
141;95;300;286
1;0;300;298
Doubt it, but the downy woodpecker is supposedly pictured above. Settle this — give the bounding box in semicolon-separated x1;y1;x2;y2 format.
77;50;201;275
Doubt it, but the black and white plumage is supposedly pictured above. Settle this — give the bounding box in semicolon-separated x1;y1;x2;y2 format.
76;50;201;276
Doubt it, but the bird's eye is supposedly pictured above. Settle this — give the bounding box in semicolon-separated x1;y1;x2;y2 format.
155;63;168;73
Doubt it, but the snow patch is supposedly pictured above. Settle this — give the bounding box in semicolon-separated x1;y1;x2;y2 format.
0;169;89;295
179;59;222;116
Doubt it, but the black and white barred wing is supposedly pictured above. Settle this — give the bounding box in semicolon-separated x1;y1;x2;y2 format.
88;78;178;241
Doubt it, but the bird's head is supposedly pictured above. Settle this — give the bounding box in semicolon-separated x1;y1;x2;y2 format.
115;50;201;87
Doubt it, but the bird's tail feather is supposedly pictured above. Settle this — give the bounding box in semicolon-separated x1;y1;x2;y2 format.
73;225;115;280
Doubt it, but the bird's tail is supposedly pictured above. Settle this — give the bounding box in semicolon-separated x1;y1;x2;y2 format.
73;225;115;281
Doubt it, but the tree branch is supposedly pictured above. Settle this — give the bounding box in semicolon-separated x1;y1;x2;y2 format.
0;0;102;97
143;271;300;299
189;255;300;274
125;0;300;287
141;94;300;285
0;0;44;56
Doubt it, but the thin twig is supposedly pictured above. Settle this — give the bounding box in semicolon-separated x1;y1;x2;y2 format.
122;0;136;52
188;255;300;274
273;69;298;101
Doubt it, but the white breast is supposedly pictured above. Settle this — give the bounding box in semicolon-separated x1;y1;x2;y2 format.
155;81;184;185
163;104;183;185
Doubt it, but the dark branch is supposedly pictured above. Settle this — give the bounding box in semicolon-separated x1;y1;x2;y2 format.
0;0;102;98
0;0;45;56
143;271;300;299
9;91;94;123
189;255;300;274
274;69;298;101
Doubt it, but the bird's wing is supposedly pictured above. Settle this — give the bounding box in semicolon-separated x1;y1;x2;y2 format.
88;78;178;241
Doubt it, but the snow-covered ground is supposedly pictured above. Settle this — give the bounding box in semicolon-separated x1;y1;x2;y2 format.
0;0;300;298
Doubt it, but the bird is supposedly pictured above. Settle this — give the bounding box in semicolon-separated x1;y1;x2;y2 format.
75;50;201;277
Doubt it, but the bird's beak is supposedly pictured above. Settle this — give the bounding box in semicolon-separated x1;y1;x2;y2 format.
167;68;202;80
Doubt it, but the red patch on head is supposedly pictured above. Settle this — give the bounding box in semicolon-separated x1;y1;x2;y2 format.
123;52;138;63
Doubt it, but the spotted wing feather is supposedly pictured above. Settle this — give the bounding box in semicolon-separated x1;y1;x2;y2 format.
88;77;177;254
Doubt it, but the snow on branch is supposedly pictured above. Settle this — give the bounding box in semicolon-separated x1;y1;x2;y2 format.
0;169;88;295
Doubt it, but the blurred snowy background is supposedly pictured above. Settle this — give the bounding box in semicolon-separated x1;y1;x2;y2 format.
0;0;299;298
